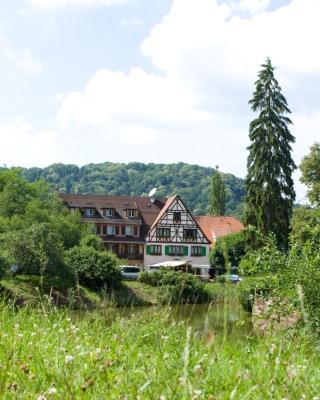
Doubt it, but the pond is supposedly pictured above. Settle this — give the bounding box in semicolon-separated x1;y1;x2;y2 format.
102;301;253;341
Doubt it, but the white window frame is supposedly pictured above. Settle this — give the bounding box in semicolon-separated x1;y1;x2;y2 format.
107;225;116;235
125;225;134;236
104;208;113;217
127;209;137;218
85;208;94;217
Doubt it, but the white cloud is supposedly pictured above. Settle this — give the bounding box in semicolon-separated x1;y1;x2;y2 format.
0;38;42;75
26;0;130;9
4;0;320;203
232;0;270;15
0;118;57;167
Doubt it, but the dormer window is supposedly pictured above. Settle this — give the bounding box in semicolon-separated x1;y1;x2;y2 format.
127;209;138;218
85;208;94;217
103;208;114;217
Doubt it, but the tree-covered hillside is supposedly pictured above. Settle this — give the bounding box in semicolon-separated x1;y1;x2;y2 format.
21;162;245;217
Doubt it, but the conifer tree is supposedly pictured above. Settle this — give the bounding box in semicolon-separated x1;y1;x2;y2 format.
245;58;296;250
209;166;226;216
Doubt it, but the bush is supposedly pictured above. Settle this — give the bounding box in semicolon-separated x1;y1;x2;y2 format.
238;276;278;312
80;234;104;251
65;246;121;290
209;232;246;275
0;255;9;279
139;269;209;304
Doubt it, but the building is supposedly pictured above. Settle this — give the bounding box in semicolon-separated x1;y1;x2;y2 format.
60;193;244;274
195;216;244;246
60;193;166;266
144;195;211;276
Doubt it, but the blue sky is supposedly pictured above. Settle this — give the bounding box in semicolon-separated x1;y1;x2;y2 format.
0;0;318;202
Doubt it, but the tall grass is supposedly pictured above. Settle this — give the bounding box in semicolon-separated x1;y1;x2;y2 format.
0;300;319;399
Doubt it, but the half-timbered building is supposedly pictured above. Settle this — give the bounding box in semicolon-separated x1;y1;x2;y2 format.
144;195;211;274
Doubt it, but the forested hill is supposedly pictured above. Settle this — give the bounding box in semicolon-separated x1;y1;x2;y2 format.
22;162;245;217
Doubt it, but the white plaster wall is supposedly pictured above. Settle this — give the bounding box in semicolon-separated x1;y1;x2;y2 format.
144;243;210;270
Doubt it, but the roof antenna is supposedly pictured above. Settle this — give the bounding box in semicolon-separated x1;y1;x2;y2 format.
148;188;157;203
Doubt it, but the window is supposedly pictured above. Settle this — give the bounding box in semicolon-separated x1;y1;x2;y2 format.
173;212;181;223
106;225;115;235
103;208;113;217
156;227;171;239
125;225;134;236
167;246;185;256
191;246;202;256
85;208;94;217
128;245;135;255
149;245;162;255
184;229;197;241
127;209;137;218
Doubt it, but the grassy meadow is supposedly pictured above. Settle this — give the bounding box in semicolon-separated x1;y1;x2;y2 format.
0;299;320;400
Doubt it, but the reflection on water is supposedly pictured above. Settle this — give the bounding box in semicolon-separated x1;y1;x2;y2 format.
169;303;253;340
104;302;252;341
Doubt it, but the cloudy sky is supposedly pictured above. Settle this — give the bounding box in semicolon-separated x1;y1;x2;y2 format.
0;0;319;201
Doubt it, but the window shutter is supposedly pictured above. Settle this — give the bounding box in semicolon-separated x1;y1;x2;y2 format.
165;246;169;255
146;245;151;255
121;226;125;235
134;226;138;236
184;246;188;256
201;247;207;256
115;226;119;235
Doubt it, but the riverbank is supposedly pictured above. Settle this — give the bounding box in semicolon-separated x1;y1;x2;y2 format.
0;301;318;399
0;276;241;308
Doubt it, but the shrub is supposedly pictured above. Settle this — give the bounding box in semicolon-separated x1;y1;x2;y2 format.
139;269;209;304
238;276;278;312
0;255;9;279
65;246;121;290
80;234;104;251
209;232;246;275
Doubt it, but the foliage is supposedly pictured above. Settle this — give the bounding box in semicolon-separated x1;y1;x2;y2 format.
0;255;9;280
300;142;320;207
290;206;320;250
239;235;285;276
5;223;75;285
1;303;320;398
245;58;296;250
209;232;246;274
0;169;86;289
65;246;121;290
21;162;246;217
80;234;104;251
239;276;278;311
209;166;226;215
138;269;209;304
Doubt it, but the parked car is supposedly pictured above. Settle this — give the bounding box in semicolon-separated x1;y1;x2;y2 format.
217;274;242;284
120;265;141;280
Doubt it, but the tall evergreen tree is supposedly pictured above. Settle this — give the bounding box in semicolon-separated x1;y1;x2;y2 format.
245;58;296;250
209;166;226;216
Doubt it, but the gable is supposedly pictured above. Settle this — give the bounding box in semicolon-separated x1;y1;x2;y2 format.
147;196;211;244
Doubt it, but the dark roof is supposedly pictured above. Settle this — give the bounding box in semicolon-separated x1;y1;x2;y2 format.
60;193;166;239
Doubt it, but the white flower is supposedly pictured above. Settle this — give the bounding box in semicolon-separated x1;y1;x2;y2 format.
47;387;57;394
65;355;74;364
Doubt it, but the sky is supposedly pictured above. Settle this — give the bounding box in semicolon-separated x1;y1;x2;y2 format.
0;0;319;202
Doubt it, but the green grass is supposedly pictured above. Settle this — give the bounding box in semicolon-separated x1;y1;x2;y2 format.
0;301;319;399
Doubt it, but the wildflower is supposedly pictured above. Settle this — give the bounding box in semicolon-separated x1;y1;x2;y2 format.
65;355;74;365
193;389;202;398
286;365;298;379
14;323;20;329
20;364;29;374
161;335;169;341
47;387;57;394
37;396;46;400
275;357;281;366
269;343;277;354
193;364;202;373
160;396;166;400
7;382;18;391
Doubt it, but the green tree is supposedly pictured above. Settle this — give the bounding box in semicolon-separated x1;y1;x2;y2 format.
65;246;121;290
300;142;320;207
209;166;226;215
245;58;296;250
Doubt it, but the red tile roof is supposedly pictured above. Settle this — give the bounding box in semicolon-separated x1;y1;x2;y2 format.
195;216;244;244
